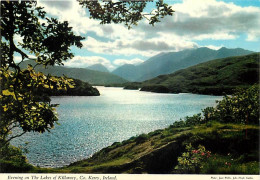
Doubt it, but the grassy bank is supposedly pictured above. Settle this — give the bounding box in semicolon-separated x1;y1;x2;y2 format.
29;122;258;174
1;122;258;174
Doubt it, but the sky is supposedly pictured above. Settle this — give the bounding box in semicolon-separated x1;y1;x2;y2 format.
35;0;260;71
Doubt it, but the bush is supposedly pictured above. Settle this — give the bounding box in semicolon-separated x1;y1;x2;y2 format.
213;84;259;124
185;113;203;126
135;134;149;144
0;145;33;173
175;144;211;173
170;120;186;128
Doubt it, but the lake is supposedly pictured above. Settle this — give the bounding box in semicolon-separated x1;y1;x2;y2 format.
11;86;222;168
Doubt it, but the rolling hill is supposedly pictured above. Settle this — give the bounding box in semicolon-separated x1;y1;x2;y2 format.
18;60;128;85
112;47;253;82
127;53;259;95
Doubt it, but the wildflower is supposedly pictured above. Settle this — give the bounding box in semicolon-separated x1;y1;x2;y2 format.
201;152;205;156
192;150;198;154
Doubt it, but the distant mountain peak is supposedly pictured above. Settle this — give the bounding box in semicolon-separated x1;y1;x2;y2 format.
87;64;110;73
198;47;211;50
219;47;228;50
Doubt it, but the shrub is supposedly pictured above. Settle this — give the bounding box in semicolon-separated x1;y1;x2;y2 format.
204;85;259;124
185;113;203;126
175;144;211;173
135;134;149;144
170;120;186;128
0;145;33;173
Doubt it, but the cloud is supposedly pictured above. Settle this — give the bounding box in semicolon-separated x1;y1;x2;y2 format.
40;1;73;11
63;56;115;70
38;0;102;35
138;0;260;41
113;58;144;66
14;34;23;45
82;35;198;57
203;45;223;50
14;55;36;64
64;56;145;70
14;56;22;63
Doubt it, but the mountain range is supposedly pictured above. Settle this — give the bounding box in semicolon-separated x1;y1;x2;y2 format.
18;47;254;86
112;47;254;82
18;60;128;85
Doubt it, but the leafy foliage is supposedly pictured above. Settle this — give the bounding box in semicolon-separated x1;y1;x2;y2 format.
213;85;259;124
78;0;174;28
39;78;100;96
0;1;84;148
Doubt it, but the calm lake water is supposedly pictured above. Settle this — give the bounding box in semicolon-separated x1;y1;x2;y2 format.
11;86;222;168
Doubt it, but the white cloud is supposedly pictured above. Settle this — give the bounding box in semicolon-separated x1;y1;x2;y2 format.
63;56;115;70
193;33;237;40
203;45;223;50
14;56;22;63
138;0;260;41
64;56;145;71
113;58;144;66
14;55;36;64
14;34;23;46
38;0;102;35
246;30;260;41
82;34;198;57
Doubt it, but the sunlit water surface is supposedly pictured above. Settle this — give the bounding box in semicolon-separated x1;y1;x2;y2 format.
11;87;222;167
